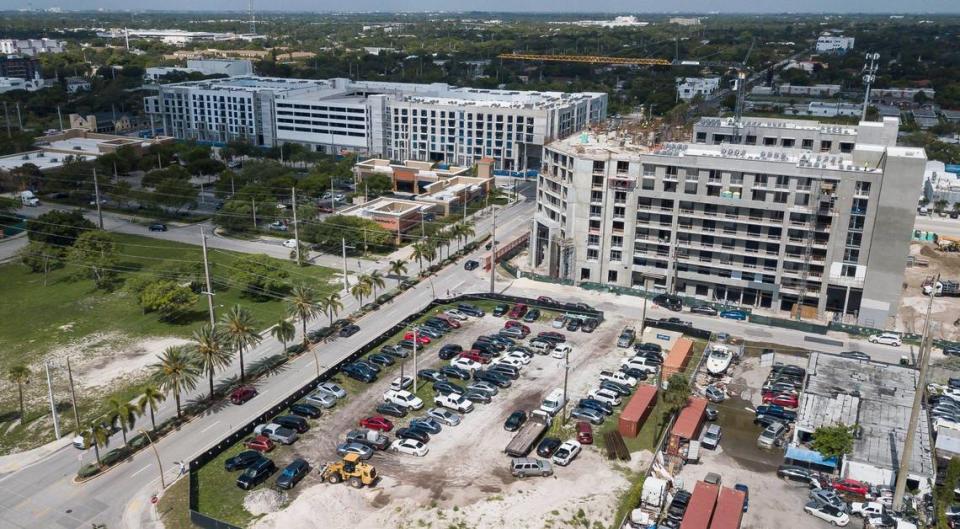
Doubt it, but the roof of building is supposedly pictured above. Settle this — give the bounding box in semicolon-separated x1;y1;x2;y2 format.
795;392;860;433
340;196;431;219
0;150;95;171
935;428;960;460
802;352;934;480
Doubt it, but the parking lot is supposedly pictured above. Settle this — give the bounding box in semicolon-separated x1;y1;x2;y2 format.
196;300;665;529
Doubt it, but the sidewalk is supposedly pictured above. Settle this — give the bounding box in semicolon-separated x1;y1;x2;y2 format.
0;435;73;475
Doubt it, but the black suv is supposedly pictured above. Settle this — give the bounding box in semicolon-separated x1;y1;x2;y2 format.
492;304;510;317
339;324;360;337
457;303;485;317
273;415;309;433
276;458;310;490
236;457;276;489
653;294;682;312
438;344;463;360
225;450;262;471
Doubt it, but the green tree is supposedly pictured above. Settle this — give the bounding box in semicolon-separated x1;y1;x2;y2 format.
411;242;428;273
137;385;165;431
105;397;139;446
27;209;95;247
80;420;111;467
18;242;64;285
67;231;119;289
7;365;30;420
302;215;394;253
351;276;372;305
368;270;386;299
662;373;691;416
186;158;225;176
389;259;408;284
150;345;200;419
271;319;296;354
229;254;292;300
138;280;199;320
322;291;343;326
810;425;854;459
148;177;197;214
935;199;950;214
191;324;233;401
360;173;392;197
220;305;262;383
287;284;321;346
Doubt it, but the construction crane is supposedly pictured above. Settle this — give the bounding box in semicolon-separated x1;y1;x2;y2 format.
497;53;674;66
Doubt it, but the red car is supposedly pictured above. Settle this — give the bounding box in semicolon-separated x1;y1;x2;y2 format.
508;303;528;319
230;385;257;405
244;435;275;452
503;321;531;334
403;332;431;345
359;416;394;432
459;350;491;364
832;478;868;496
576;421;594;445
762;393;799;408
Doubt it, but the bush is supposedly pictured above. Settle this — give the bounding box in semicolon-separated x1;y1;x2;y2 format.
77;463;101;478
286;343;306;355
128;434;150;450
101;448;129;466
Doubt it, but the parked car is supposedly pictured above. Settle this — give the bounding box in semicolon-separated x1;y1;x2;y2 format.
289;403;322;419
504;410;528;431
434;381;466;396
236;457;276;490
690;304;718;316
493;304;510;317
552;440;581;466
551;315;566;328
832;478;869;496
510;457;553;478
444;309;468;320
577;398;613;416
840;351;871;361
359;416;394;431
403;332;431;345
762;393;799;408
396;427;430;444
342;364;376;383
588;388;622;406
439;365;472;381
576;421;594;444
417;369;447;384
617;328;636;348
869;332;902;347
552;343;573;359
225;450;262;471
456;303;485;317
804;501;850;527
426;407;462;426
276;458;310;490
244;435;275;453
230;385;257;405
390;438;429;456
701;424;722;449
375;402;408;418
581;318;599;333
565;318;581;332
336;442;374;460
434;393;474;413
476;370;512;388
383;389;424;410
253;424;298;445
467;381;499;397
272;415;309;433
452;357;483;372
570;407;605;425
463;389;492;404
810;488;847;511
508;303;528;319
464;260;479;271
439;344;464;360
777;464;816;483
338;324;361;337
410;417;442;434
719;309;748;320
523;309;541;323
499;326;527;339
317;382;346;399
390;376;413;391
653;294;682;312
148;223;168;232
537;331;566;343
305;391;338;409
368;353;395;366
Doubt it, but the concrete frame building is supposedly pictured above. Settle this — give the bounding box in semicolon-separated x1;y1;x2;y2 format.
816;35;855;54
144;58;254;81
531;116;925;326
676;77;720;101
144;76;607;172
0;38;65;56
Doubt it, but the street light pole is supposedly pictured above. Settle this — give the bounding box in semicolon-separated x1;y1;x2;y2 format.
561;347;570;424
412;328;418;394
139;429;166;489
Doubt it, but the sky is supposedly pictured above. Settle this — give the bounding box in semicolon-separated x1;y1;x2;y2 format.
10;0;960;13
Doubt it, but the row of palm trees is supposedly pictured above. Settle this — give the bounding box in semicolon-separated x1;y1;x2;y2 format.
409;222;476;273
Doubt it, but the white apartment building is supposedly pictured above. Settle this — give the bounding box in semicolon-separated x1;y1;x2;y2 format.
0;38;65;56
145;76;606;172
816;35;855;53
676;77;720;101
531;116;925;327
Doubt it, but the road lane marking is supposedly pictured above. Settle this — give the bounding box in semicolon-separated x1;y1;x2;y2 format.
131;464;152;477
200;420;221;433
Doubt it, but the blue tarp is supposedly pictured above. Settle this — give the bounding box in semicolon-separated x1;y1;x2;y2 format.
785;444;838;469
945;164;960;175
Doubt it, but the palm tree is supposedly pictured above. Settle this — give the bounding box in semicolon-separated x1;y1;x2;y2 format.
7;365;29;421
434;231;450;260
351;279;372;306
322;292;344;326
81;420;111;467
271;319;296;354
220;305;262;383
368;270;386;299
388;259;408;284
449;223;465;251
106;397;139;445
423;242;438;265
191;324;233;401
458;222;476;249
411;243;427;273
287;284;321;346
150;345;200;419
137;385;165;431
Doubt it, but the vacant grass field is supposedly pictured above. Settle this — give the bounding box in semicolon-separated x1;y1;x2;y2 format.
0;233;337;454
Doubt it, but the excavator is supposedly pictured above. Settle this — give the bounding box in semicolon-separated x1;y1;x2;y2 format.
319;453;377;488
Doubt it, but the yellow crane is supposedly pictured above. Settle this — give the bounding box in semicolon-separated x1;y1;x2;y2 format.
497;53;672;66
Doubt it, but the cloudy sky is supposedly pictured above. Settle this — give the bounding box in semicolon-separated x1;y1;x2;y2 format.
12;0;960;13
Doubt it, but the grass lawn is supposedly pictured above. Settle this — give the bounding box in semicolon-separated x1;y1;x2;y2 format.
156;475;194;529
0;233;337;454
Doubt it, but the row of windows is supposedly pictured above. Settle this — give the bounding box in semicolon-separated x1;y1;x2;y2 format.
277;126;365;138
277;118;365;130
277;103;365;114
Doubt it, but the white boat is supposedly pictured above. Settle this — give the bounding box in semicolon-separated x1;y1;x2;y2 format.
706;345;734;375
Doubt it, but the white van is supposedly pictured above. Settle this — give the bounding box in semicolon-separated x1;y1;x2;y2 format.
540;388;565;416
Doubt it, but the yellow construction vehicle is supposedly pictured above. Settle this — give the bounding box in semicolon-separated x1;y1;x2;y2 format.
319;453;377;488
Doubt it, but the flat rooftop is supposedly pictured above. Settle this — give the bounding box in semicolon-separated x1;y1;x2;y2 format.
803;353;934;479
0;150;95;171
697;116;857;136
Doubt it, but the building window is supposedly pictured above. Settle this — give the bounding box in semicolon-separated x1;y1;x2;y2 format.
608;270;619;282
592;160;605;173
590;205;602;217
642;178;655;190
696;132;707;142
581;268;591;280
763;137;777;146
591;191;603;202
685;182;698;194
802;139;814;150
587;249;599;261
588;234;600;245
617;160;629;174
643;164;655;176
745;135;757;145
782;138;795;148
843;248;860;263
820;140;832;152
855;181;871;196
840;142;854;153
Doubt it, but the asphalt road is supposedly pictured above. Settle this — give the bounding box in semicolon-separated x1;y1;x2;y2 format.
915;214;960;238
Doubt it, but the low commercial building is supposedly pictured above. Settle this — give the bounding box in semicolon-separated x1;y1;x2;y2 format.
777;84;841;98
353;158;472;193
417;176;493;216
676;77;720;101
806;101;861;118
870;87;936;104
0;56;40;80
923;160;960;205
796;353;933;492
144;58;254;81
0;129;173;173
339;197;439;244
816;35;855;53
0;76;44;93
65;76;91;94
69;112;141;134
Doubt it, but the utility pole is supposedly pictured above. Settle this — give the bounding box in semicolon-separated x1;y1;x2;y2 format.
561;346;570;424
251;198;257;229
639;278;649;338
489;209;497;293
45;362;60;440
893;273;938;511
57;105;63;131
291;187;301;266
200;227;216;327
66;358;81;431
92;169;104;229
341;238;349;290
15;102;22;130
412;328;418;394
3;101;10;137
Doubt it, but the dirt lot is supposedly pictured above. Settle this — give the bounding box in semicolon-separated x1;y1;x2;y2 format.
679;350;841;529
899;243;960;341
243;306;648;529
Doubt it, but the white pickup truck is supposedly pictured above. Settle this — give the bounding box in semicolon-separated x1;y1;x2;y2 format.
253;423;298;445
435;393;474;413
383;389;424;410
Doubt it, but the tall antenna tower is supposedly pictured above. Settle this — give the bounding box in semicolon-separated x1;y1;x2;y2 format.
248;0;256;35
861;52;879;120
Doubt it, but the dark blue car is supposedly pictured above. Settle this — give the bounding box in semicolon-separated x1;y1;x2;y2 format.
719;309;748;321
